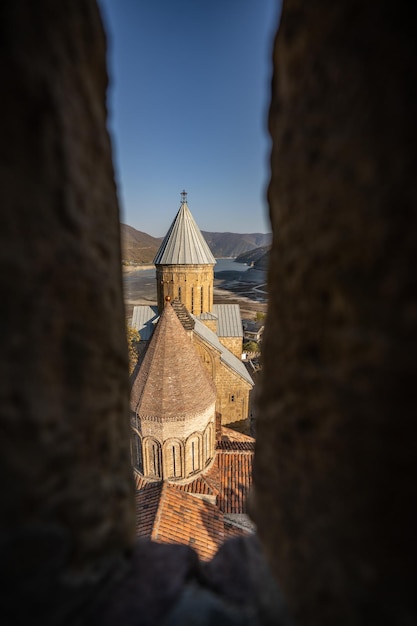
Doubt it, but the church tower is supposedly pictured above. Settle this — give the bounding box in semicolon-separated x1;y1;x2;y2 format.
154;191;216;315
130;298;216;482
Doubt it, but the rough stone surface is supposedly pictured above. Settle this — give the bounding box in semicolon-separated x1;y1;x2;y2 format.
253;2;417;625
2;0;417;624
92;541;201;626
203;535;290;625
0;0;135;604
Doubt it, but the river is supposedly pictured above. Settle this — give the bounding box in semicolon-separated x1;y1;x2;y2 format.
123;259;267;318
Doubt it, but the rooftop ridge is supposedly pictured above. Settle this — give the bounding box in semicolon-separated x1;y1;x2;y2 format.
131;302;216;419
154;202;216;265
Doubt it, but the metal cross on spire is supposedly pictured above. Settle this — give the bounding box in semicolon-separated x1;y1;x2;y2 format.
180;189;187;205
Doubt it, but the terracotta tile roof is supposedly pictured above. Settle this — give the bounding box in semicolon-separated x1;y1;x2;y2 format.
221;426;255;443
215;451;253;514
176;474;217;496
216;440;255;452
134;427;254;557
223;521;249;541
130;301;215;419
135;480;162;538
151;483;225;561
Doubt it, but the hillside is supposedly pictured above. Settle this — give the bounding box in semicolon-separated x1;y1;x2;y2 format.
235;245;270;265
121;223;271;264
201;231;271;258
120;224;163;264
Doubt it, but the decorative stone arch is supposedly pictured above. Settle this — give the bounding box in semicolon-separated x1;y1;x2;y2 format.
130;429;143;473
194;342;215;379
163;438;184;480
143;437;162;480
203;422;215;467
185;432;203;477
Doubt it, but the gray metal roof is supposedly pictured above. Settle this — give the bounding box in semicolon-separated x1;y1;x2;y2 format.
197;312;218;321
131;305;159;340
153;202;216;265
193;318;253;386
131;304;252;385
213;304;243;338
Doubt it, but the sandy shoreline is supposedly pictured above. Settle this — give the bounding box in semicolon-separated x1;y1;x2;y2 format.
123;264;155;273
123;264;267;319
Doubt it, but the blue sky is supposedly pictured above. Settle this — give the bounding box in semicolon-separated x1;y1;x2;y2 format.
99;1;281;237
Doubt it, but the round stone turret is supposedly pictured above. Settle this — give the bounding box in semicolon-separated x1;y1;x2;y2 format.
154;194;216;315
130;301;216;481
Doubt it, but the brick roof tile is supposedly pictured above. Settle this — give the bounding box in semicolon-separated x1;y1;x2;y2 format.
130;301;215;419
151;483;225;561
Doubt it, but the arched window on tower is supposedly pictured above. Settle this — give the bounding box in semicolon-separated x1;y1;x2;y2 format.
200;286;204;313
203;423;214;466
178;286;181;302
191;286;194;313
164;439;183;479
186;434;202;476
144;438;161;479
131;432;143;473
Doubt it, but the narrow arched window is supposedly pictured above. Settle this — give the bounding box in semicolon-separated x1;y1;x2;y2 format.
186;435;201;476
131;433;143;472
203;423;214;466
145;439;161;479
164;440;183;479
151;442;159;476
172;446;177;476
178;286;181;301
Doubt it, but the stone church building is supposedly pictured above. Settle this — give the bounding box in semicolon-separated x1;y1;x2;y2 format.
130;298;255;560
129;194;256;559
131;192;253;428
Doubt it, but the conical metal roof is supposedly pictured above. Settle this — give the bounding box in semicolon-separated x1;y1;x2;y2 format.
154;201;216;265
130;301;216;419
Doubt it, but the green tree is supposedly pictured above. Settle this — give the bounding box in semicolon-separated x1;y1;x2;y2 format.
127;325;140;374
255;311;265;322
243;341;259;353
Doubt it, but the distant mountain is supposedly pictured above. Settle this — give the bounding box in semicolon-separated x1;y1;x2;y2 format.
253;251;269;270
120;224;162;264
121;224;271;264
201;232;271;259
235;245;270;265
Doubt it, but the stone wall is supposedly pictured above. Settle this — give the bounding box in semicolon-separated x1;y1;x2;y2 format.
156;264;214;314
193;334;251;425
218;336;243;360
0;0;135;600
132;419;215;481
1;1;416;624
253;2;417;625
215;362;252;426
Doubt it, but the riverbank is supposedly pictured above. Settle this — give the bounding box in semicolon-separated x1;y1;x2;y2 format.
123;261;268;320
123;264;154;273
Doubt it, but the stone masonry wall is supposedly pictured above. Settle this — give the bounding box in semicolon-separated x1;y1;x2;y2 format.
0;0;135;594
193;334;251;425
218;336;243;360
253;2;417;625
2;1;416;624
215;363;251;426
156;265;214;314
137;404;216;443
